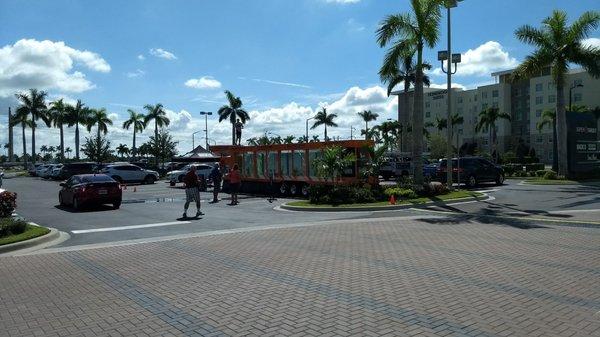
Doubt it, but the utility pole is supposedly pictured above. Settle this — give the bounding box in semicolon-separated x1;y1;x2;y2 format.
199;111;213;149
8;107;14;162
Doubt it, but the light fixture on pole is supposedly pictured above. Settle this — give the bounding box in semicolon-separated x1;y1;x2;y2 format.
439;0;463;190
199;111;213;149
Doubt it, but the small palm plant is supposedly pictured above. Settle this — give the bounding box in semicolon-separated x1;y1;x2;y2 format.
475;107;511;163
313;146;356;184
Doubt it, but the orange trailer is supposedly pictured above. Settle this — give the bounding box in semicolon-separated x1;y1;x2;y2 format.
211;140;374;196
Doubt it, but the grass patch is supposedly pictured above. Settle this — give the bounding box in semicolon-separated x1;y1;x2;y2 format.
287;190;483;208
523;178;600;185
0;224;50;246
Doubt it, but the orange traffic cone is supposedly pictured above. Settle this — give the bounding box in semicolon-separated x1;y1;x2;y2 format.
389;194;396;205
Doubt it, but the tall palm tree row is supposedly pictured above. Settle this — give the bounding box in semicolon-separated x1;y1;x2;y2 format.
116;144;130;159
377;0;442;186
122;109;146;160
86;108;113;143
144;103;170;165
9;108;34;166
48;99;68;161
217;90;250;145
311;108;338;141
15;89;49;164
65;99;91;160
514;10;600;176
357;110;379;140
475;107;511;162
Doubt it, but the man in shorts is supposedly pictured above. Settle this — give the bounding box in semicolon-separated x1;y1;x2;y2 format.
183;166;204;218
235;119;243;145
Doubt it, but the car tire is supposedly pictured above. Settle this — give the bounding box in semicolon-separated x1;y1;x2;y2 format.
59;193;64;206
144;175;155;184
466;175;477;188
495;174;505;186
113;201;121;209
169;181;176;187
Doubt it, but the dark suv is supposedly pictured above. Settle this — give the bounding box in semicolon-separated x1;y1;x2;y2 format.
58;162;97;180
437;157;504;187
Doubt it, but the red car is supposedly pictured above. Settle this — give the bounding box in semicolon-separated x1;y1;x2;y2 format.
59;174;122;210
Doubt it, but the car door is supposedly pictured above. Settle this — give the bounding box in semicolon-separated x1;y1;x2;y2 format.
62;177;78;203
478;159;496;181
131;166;145;182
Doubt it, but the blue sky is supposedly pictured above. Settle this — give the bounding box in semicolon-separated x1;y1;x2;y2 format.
1;0;599;153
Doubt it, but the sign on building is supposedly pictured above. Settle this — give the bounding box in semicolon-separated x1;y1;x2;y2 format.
567;112;600;173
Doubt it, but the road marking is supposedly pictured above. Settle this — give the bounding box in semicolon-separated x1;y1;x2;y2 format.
71;221;192;234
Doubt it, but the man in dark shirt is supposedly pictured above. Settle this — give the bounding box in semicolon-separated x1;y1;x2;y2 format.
208;163;222;203
183;166;204;218
235;119;243;145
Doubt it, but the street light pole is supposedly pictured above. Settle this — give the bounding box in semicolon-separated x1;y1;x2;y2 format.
192;131;203;151
306;117;315;141
199;111;213;149
350;126;356;140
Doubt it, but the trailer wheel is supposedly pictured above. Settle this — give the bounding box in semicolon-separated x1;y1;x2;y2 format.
301;184;310;197
289;184;298;195
279;183;288;195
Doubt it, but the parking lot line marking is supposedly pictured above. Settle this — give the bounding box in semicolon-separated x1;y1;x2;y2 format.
71;221;192;234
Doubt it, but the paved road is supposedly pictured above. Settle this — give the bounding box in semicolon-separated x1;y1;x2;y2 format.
4;177;600;248
1;215;599;336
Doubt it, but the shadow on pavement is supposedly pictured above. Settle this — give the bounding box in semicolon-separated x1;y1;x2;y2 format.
54;205;118;213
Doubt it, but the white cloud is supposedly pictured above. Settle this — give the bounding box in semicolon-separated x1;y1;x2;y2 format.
137;54;145;61
0;39;110;97
325;0;360;3
239;77;311;89
429;82;467;90
582;37;600;49
149;48;177;60
185;76;222;89
126;69;145;78
433;41;518;77
346;18;365;32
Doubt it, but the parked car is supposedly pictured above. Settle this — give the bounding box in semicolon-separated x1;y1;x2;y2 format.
437;156;505;187
59;174;122;210
36;164;54;178
100;164;159;184
58;162;98;180
28;163;43;176
166;163;213;188
50;164;64;180
380;157;437;181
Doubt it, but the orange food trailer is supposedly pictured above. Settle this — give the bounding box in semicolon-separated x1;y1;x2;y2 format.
211;140;374;196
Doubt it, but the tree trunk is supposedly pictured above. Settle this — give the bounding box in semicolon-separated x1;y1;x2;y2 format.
412;45;425;186
552;121;558;171
75;123;80;160
365;121;368;140
60;124;65;163
324;125;328;142
232;123;235;145
21;124;27;169
132;130;137;161
491;123;497;163
403;80;411;154
97;126;101;145
555;83;568;176
31;124;36;164
155;120;159;166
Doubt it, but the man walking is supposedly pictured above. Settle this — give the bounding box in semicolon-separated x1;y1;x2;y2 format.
235;119;244;145
209;163;222;203
183;165;204;218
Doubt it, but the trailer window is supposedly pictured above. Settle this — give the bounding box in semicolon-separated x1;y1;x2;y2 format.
292;151;305;176
243;152;254;177
281;151;292;177
308;149;322;178
257;151;266;178
268;151;277;177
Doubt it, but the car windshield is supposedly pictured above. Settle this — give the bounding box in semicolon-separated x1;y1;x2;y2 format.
80;175;115;183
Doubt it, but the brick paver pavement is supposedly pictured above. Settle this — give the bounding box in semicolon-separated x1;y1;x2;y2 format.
1;215;599;336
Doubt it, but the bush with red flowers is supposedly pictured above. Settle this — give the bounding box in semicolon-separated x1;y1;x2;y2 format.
0;191;17;218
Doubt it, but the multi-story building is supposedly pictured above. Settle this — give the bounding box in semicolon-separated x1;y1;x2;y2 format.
392;68;600;164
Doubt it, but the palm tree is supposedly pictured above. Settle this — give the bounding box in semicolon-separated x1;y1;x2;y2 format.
536;109;558;170
217;91;250;145
40;145;49;158
65;100;91;160
15;89;49;164
10;110;34;167
311;108;338;141
513;10;600;176
377;0;442;186
357;110;379;140
144;103;170;165
65;147;73;159
86;108;113;143
123;109;146;160
49;99;68;162
116;144;130;159
283;136;296;144
475;107;511;163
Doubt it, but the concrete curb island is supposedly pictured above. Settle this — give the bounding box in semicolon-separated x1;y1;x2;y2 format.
0;223;69;256
280;195;486;212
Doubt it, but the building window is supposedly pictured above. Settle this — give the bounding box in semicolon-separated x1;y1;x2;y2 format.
492;90;499;98
574;93;582;102
492;102;499;109
482;92;488;99
536;96;543;105
458;97;463;104
536;109;542;117
536;83;543;92
548;95;556;103
548;82;554;90
458;129;463;135
474;95;478;102
536;136;543;143
425;102;430;108
425;111;431;118
548;152;553;160
482;103;488;110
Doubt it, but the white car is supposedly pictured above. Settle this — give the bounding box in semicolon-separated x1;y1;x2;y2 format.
50;164;64;180
101;164;159;184
37;164;55;178
166;163;213;186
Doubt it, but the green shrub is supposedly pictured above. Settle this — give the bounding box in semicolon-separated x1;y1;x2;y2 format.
419;182;449;197
384;187;418;200
543;170;558;180
309;184;380;205
0;218;28;238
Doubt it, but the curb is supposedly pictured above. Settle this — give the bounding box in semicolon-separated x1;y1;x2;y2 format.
280;195;484;212
0;223;65;256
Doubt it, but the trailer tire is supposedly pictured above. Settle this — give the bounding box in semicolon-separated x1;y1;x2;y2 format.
279;183;288;195
290;184;298;196
301;184;310;198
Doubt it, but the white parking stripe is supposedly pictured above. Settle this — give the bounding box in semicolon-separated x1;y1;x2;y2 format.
71;221;191;234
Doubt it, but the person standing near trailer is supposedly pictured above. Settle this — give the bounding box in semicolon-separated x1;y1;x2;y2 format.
228;164;241;205
235;119;244;145
209;163;222;203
